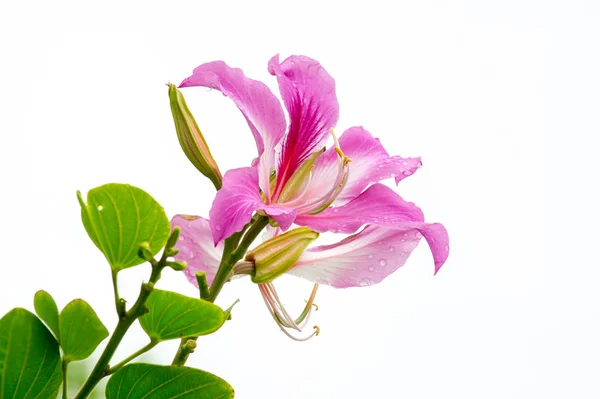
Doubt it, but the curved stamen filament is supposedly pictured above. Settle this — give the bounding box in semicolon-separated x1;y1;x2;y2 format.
258;282;321;341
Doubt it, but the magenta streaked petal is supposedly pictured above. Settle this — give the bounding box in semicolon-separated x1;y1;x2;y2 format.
209;167;260;244
179;61;286;198
171;215;224;286
417;222;450;274
209;167;297;243
288;223;449;288
305;126;422;205
268;55;339;193
295;184;424;234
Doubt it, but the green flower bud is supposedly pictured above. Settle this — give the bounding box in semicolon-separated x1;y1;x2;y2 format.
138;242;155;263
166;260;187;271
166;226;181;249
246;227;319;284
168;84;222;190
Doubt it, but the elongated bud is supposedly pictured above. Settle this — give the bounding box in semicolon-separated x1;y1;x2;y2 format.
168;84;222;190
246;227;319;284
166;226;181;249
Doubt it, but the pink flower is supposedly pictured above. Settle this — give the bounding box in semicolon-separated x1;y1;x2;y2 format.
172;55;449;339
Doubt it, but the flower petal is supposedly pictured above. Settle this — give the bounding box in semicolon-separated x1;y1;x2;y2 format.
295;184;424;234
210;167;297;244
179;61;286;198
304;126;422;204
268;55;339;194
171;215;224;286
288;223;449;288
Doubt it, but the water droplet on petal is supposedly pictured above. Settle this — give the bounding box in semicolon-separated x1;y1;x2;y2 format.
403;170;413;176
368;254;374;259
403;233;409;237
215;224;222;231
359;278;374;287
379;259;387;267
368;266;375;272
402;160;408;166
384;158;392;164
389;246;395;252
333;208;339;213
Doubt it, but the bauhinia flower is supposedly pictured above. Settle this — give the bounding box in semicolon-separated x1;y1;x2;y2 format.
171;54;449;340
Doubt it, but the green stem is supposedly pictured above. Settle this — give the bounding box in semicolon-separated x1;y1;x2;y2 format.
62;360;69;399
207;216;269;302
171;338;197;366
74;267;162;399
171;215;269;367
111;270;125;317
107;340;158;376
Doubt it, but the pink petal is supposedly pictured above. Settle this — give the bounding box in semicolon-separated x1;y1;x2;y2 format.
305;126;422;204
179;61;286;198
171;215;224;286
268;55;339;195
295;184;424;234
209;167;297;244
288;223;449;288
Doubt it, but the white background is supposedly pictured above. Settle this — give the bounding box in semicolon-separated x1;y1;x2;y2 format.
1;1;598;398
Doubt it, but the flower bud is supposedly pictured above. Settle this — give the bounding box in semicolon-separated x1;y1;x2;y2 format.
166;260;187;271
246;227;319;284
168;84;223;190
138;242;155;263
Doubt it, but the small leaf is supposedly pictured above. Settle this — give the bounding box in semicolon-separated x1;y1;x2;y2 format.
106;363;234;399
78;183;170;271
33;290;60;339
59;299;109;362
139;289;225;341
0;308;62;398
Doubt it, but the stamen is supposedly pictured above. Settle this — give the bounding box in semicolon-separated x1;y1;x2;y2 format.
258;282;322;341
294;284;319;325
279;325;320;342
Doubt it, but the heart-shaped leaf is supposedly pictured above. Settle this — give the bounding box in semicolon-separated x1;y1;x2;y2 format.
139;289;225;341
78;183;170;271
59;299;109;362
33;290;60;339
0;308;62;398
106;363;234;399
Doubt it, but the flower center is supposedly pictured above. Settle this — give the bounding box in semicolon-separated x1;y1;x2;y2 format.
278;128;351;214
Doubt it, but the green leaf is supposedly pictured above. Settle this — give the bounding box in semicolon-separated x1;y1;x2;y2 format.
59;299;109;362
77;183;170;271
33;290;60;339
139;289;225;341
0;308;62;399
106;363;234;399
